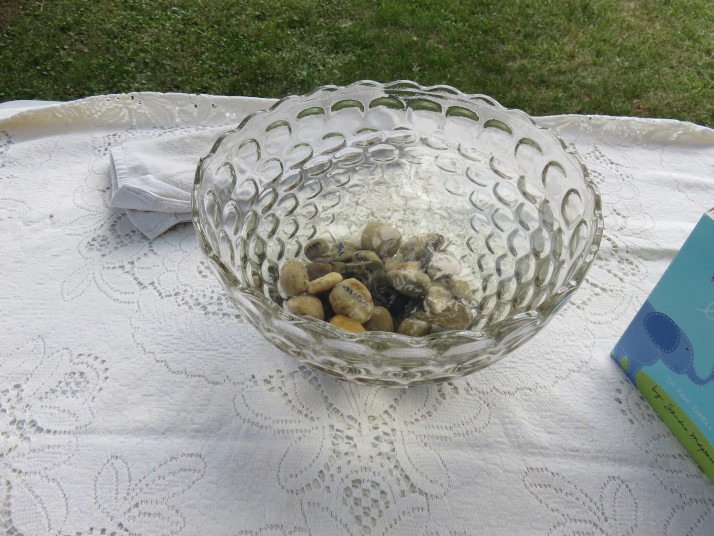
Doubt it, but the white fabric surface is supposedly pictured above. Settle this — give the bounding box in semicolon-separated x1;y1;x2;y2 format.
0;92;713;536
0;100;63;111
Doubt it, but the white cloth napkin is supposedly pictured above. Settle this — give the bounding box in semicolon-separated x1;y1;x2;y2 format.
108;97;276;238
109;126;223;238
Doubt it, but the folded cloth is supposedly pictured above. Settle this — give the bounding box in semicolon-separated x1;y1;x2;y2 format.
109;126;225;238
109;97;276;239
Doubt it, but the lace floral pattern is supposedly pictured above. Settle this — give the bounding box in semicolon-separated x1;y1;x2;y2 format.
93;454;205;535
0;129;11;169
615;383;714;534
0;338;106;535
524;469;638;535
234;366;493;533
0;94;713;534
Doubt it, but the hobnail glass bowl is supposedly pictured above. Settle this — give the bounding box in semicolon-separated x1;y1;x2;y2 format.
193;80;603;387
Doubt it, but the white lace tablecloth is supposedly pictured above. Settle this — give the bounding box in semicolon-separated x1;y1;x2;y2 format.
1;93;713;536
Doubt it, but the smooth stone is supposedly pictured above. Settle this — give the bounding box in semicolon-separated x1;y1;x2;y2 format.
307;272;343;294
427;251;461;280
399;233;446;262
385;269;431;297
338;260;385;288
398;315;432;337
361;221;402;258
304;238;331;261
432;301;472;330
329;241;360;262
384;257;401;271
330;315;367;332
279;259;308;297
397;236;421;261
286;295;325;321
329;278;374;324
306;262;333;281
422;233;446;254
416;233;448;265
409;311;435;322
447;277;474;302
392;261;421;271
363;306;394;332
353;250;382;264
424;283;455;315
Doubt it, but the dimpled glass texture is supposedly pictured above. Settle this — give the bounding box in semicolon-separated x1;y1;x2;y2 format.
193;81;603;387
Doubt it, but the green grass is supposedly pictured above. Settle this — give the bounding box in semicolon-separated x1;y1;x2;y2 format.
1;0;712;126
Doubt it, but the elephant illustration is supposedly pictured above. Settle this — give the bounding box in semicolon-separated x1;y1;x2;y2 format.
612;300;714;386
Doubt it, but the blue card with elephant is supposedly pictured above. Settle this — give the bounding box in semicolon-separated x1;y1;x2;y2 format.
612;209;714;483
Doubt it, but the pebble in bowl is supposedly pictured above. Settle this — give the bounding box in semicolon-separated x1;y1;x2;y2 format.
192;80;603;387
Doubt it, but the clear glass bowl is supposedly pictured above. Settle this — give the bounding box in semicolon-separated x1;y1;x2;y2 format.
193;80;603;386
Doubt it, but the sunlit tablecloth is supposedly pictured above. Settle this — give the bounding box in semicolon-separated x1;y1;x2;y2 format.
1;93;713;535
